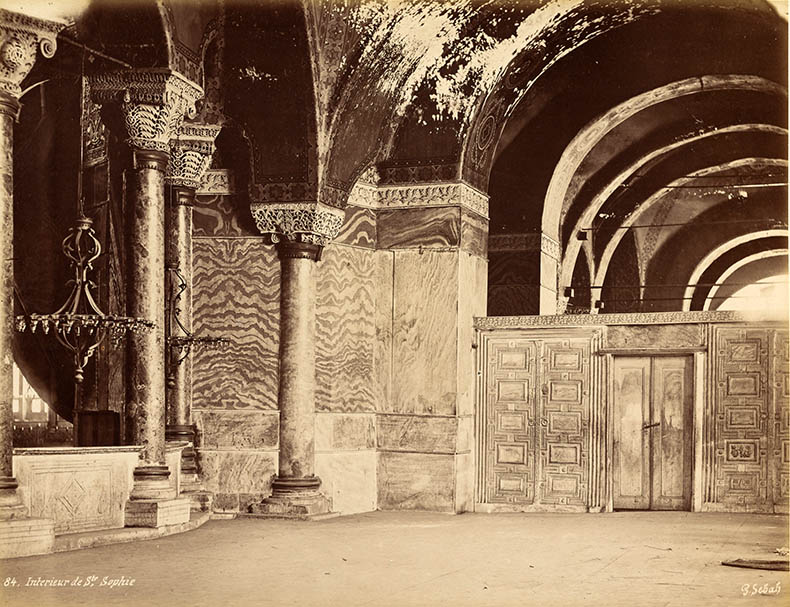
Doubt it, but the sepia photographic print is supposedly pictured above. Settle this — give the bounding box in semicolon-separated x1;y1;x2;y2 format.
0;0;788;605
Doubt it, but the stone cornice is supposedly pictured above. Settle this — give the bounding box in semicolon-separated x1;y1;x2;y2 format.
0;9;65;99
89;69;203;153
489;233;560;258
347;181;489;218
167;123;222;189
250;202;345;247
474;310;750;330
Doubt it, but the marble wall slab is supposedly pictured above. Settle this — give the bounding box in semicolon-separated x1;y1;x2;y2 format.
193;238;279;410
196;449;277;513
193;410;279;449
374;250;394;412
377;452;455;511
376;414;459;454
316;245;378;413
316;413;376;451
316;451;377;515
377;207;460;249
457;252;488;416
454;451;475;513
335;205;376;248
390;250;459;415
460;209;488;258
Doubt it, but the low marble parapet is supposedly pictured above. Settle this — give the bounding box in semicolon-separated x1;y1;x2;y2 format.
13;447;141;535
125;498;190;528
0;517;54;559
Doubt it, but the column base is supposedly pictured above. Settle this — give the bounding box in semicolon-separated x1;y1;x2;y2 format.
166;425;199;476
247;477;331;520
125;498;191;528
129;464;177;500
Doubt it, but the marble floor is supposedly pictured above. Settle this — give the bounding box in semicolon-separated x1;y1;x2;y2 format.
1;511;787;607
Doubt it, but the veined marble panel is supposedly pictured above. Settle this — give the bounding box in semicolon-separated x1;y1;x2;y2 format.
193;238;279;410
316;413;376;451
455;451;475;513
193;194;258;237
316;451;377;514
193;410;279;449
197;449;277;512
391;250;459;415
377;452;455;511
316;245;377;412
374;250;394;412
377;207;460;249
488;250;538;284
376;415;459;453
460;209;488;258
458;252;488;416
334;206;376;248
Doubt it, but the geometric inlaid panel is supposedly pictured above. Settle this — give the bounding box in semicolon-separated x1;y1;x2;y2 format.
484;338;537;505
713;327;770;506
538;339;590;506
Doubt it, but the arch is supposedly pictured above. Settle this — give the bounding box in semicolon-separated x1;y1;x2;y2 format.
681;230;789;310
557;132;787;295
541;75;786;244
704;250;788;310
592;158;788;293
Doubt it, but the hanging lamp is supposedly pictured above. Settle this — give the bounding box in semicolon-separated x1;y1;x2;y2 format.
15;49;153;385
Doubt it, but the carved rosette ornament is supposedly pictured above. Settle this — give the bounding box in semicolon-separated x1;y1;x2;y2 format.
250;202;345;247
0;9;65;100
167;123;221;189
89;69;203;153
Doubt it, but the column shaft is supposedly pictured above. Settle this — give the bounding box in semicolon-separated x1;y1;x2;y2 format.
276;242;319;482
166;187;194;430
0;94;17;481
126;149;168;466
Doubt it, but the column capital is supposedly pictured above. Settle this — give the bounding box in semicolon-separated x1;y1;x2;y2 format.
250;202;345;248
89;68;203;153
166;122;221;189
0;9;65;100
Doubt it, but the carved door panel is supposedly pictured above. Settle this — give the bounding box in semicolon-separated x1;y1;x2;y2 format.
714;328;770;506
484;339;537;504
650;357;693;510
613;358;651;509
613;356;693;510
538;339;590;507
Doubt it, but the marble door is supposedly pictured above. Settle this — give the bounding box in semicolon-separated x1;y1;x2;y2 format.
613;356;693;510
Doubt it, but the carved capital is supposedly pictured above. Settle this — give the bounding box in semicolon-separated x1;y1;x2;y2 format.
250;202;345;247
167;123;221;189
89;69;203;153
0;9;65;99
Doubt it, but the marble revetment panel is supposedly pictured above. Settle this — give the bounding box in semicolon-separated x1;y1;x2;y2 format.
192;238;279;410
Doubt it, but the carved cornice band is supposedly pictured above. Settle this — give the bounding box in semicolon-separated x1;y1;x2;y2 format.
167;123;221;189
250;203;345;247
489;233;561;258
347;181;489;218
0;9;65;99
474;310;748;330
89;69;204;153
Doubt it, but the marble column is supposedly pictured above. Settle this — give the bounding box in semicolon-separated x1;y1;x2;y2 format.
0;8;64;558
249;203;344;518
164;123;219;493
90;69;202;527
